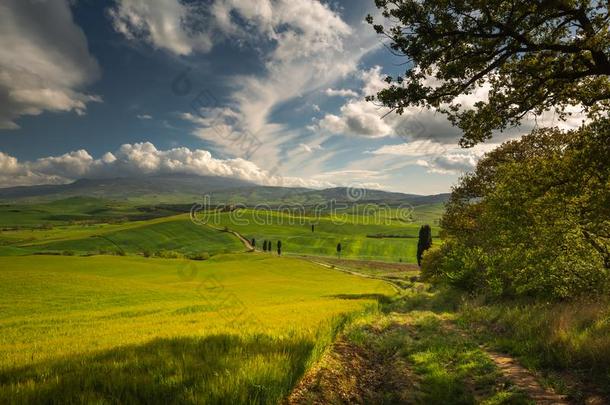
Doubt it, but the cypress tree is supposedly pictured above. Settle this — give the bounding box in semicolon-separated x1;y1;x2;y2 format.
416;224;432;267
336;242;342;259
277;240;282;256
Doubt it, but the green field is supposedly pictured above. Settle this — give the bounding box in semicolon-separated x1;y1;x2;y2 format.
0;196;443;403
0;202;441;262
207;208;439;263
0;215;244;257
0;254;393;403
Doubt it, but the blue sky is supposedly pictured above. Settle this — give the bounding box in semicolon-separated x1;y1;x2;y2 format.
2;0;573;193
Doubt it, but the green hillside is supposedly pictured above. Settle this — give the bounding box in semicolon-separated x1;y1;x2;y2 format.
0;215;243;257
207;209;440;263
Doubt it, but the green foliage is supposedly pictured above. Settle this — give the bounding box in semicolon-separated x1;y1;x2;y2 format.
154;250;182;259
428;121;610;299
188;252;210;261
416;224;432;266
367;0;610;146
460;297;610;396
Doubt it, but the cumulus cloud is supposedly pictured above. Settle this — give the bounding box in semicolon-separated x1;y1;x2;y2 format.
416;154;479;175
325;88;358;98
0;143;342;189
136;114;152;120
0;0;102;129
319;98;394;137
319;63;589;148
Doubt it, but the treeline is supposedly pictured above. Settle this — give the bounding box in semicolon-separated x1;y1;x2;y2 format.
422;120;610;299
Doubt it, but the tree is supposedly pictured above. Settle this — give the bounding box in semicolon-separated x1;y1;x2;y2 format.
251;238;256;248
337;242;342;259
417;225;432;267
262;240;267;252
311;224;315;232
367;0;610;146
429;121;610;298
277;240;282;256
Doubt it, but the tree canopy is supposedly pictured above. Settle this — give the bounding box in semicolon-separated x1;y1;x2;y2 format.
367;0;610;146
422;119;610;298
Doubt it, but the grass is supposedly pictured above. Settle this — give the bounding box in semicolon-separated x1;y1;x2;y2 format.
0;253;394;403
207;209;440;263
0;215;243;256
458;297;610;400
290;285;531;404
0;197;178;227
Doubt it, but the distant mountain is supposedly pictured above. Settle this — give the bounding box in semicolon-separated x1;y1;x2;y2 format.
0;174;450;206
0;174;256;201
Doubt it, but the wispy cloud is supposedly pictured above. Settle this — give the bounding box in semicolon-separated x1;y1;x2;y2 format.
0;0;101;129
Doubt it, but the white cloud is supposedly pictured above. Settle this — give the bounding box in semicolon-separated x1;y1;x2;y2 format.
370;140;449;157
318;66;396;137
108;0;213;55
110;0;383;179
320;99;394;137
136;114;153;120
298;143;323;153
360;65;387;96
319;63;590;149
0;143;342;189
416;154;478;175
0;0;101;129
325;88;358;98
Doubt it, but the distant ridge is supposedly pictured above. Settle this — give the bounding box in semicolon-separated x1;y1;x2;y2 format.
0;174;449;205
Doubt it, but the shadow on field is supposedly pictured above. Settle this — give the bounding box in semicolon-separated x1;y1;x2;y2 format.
327;293;394;305
328;288;461;315
0;334;314;404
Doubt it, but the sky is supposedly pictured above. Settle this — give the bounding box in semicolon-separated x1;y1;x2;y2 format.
0;0;586;194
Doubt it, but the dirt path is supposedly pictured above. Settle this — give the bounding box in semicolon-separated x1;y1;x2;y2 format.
486;351;570;404
205;224;254;251
288;260;578;404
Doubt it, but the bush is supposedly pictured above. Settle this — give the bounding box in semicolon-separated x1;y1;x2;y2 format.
420;246;443;282
61;250;75;256
142;250;152;258
154;250;182;259
189;252;210;261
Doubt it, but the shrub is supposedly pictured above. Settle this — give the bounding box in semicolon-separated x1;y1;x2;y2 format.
189;252;210;261
154;250;182;259
61;250;75;256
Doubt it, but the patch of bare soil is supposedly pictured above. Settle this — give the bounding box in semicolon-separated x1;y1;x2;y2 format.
485;351;571;404
312;257;419;273
286;329;414;404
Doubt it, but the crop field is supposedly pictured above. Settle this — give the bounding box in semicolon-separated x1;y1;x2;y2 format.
0;196;440;403
0;254;393;403
0;215;243;257
207;208;440;263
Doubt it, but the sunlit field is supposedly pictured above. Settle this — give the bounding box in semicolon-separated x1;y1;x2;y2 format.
207;208;440;263
0;253;393;403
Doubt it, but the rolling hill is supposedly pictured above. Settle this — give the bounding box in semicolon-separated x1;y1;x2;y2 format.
0;174;450;206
